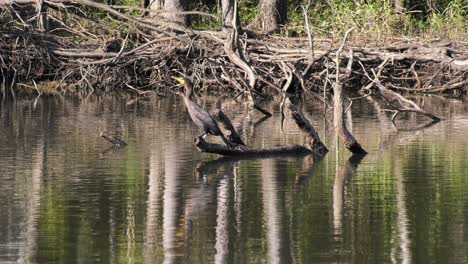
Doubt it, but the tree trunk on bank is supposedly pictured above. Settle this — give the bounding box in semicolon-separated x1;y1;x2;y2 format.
395;0;405;14
255;0;287;33
147;0;163;10
220;0;238;31
163;0;189;26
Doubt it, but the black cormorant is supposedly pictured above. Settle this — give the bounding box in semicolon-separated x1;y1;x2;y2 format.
172;77;233;147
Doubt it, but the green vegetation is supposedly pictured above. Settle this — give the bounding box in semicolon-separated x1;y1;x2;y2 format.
189;0;467;41
287;0;466;41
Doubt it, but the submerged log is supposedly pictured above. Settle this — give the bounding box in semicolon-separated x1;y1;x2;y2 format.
196;73;328;157
375;82;441;123
100;131;127;147
194;137;312;156
288;105;328;155
333;82;367;154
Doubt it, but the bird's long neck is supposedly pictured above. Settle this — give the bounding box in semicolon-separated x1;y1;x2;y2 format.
184;84;193;100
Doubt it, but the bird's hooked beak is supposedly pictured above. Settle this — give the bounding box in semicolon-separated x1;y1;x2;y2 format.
171;76;185;95
171;76;185;85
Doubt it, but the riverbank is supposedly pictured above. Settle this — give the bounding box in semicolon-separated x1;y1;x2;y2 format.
1;0;467;99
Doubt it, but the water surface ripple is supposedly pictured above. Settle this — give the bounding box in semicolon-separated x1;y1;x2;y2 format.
0;96;467;264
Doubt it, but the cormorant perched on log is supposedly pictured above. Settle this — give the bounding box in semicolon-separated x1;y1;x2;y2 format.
172;77;233;147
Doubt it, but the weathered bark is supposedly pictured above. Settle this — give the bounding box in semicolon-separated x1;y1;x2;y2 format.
220;0;238;31
147;0;163;10
224;16;272;116
333;28;367;154
278;63;327;156
333;83;367;154
289;109;328;155
377;85;441;123
162;0;188;26
255;0;287;33
211;109;246;146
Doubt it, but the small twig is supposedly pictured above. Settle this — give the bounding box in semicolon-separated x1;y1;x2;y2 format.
32;80;42;110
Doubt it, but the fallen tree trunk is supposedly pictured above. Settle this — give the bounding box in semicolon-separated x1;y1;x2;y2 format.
195;137;312;156
359;58;441;126
194;62;328;157
197;102;327;156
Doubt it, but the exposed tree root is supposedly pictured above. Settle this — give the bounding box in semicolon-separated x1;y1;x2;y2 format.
1;0;466;97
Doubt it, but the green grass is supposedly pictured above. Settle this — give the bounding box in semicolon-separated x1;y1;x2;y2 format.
88;0;468;43
283;0;467;43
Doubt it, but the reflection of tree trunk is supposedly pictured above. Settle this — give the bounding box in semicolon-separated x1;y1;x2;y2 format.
143;147;163;263
333;160;344;237
163;147;181;264
21;138;45;263
194;159;236;262
215;176;230;264
395;160;411;264
261;159;281;264
333;155;364;238
233;166;242;232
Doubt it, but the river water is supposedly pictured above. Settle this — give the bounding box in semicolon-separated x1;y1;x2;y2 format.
0;95;467;263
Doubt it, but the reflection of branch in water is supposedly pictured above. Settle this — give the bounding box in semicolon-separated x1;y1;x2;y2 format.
99;145;126;157
195;158;236;183
254;115;271;128
366;95;441;152
333;154;365;238
248;114;272;139
395;119;440;132
294;155;325;189
196;153;316;182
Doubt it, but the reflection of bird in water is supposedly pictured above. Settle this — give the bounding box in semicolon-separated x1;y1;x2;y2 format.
172;77;232;147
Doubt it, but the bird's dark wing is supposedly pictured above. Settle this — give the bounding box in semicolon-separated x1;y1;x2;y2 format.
186;101;222;135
